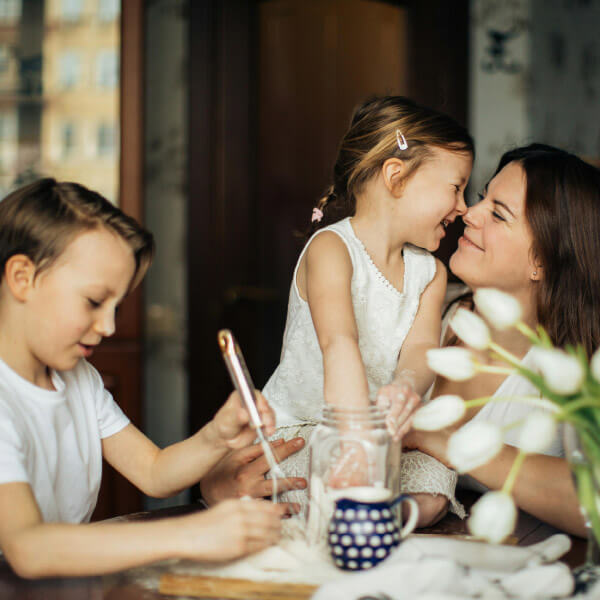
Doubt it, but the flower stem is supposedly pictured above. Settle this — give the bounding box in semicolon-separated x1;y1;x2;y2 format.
477;364;516;375
559;398;600;417
488;342;522;368
502;450;527;495
464;395;560;413
515;321;540;344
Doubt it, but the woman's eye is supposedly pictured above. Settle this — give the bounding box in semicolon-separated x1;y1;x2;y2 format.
477;192;485;201
492;211;506;222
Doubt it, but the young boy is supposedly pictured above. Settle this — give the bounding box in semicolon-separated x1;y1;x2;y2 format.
0;178;285;578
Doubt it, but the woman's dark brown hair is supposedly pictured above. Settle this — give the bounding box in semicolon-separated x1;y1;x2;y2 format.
0;178;154;290
305;96;474;239
496;143;600;356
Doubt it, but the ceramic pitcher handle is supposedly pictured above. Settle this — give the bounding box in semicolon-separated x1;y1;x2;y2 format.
390;494;419;538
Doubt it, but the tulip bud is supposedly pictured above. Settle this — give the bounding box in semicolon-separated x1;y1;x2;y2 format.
412;395;466;431
518;411;557;454
474;288;522;330
531;347;584;395
426;348;477;381
591;348;600;384
468;491;517;544
449;308;491;350
447;421;503;472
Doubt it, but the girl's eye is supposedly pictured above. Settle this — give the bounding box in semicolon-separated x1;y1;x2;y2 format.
454;184;461;193
87;298;101;308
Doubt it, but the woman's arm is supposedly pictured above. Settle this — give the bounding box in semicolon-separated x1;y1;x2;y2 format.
0;482;286;578
404;429;587;537
303;232;369;408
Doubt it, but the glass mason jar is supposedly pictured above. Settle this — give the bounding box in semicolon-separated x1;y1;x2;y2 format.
305;405;401;545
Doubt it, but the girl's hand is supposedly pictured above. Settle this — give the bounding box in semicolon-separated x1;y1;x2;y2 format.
211;391;276;449
327;440;371;488
178;498;287;562
376;379;421;442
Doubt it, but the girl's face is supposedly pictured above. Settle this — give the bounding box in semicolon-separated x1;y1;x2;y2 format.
450;161;537;299
24;228;136;376
398;147;473;252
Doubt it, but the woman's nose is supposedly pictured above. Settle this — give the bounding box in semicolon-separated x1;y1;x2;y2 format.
462;203;483;228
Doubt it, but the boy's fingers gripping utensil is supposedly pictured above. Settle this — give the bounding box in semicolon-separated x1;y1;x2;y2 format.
217;329;286;501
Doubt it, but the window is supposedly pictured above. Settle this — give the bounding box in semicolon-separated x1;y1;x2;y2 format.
58;51;80;89
97;122;115;156
98;0;119;23
0;0;21;23
61;0;83;22
96;50;118;89
0;46;10;74
61;122;76;157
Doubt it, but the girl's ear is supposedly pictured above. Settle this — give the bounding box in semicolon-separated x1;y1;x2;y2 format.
4;255;36;302
382;158;406;197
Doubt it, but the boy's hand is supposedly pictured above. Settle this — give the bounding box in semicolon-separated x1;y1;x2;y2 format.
376;376;421;442
211;390;276;449
179;498;286;561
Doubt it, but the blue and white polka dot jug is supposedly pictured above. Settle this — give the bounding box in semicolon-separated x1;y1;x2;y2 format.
328;489;419;571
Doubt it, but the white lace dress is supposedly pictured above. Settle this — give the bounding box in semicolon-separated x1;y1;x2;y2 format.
263;217;438;513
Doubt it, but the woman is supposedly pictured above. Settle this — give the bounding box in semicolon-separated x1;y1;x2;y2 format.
402;143;600;536
201;143;599;537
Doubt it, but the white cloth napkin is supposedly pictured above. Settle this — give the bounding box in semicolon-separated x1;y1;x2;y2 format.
311;534;575;600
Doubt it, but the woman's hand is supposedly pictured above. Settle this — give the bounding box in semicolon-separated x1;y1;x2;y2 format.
210;390;276;449
376;379;421;442
178;499;287;561
199;437;306;507
403;429;452;468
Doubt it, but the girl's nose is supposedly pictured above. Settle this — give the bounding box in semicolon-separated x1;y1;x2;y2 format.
455;193;467;216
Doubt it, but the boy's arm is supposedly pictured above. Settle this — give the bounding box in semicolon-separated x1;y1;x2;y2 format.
0;481;285;578
304;232;370;408
102;390;275;499
393;258;446;395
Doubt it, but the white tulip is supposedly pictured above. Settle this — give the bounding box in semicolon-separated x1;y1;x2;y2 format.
518;411;557;454
426;348;477;381
412;395;466;431
449;308;491;350
591;348;600;384
468;491;517;544
474;288;522;330
531;347;584;395
447;420;503;473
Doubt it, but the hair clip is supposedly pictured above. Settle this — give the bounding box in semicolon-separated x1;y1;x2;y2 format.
396;129;408;151
311;207;324;223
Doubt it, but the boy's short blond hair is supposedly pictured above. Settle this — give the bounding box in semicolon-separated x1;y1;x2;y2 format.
0;178;154;290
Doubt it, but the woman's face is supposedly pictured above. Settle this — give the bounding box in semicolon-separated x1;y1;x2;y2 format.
449;161;538;299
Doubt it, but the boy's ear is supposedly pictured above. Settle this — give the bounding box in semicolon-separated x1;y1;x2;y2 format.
382;158;406;197
4;255;36;302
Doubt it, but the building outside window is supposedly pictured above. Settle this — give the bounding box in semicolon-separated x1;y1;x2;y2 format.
98;0;119;23
58;50;80;89
97;122;115;156
0;0;21;23
61;121;76;157
60;0;82;23
96;49;117;89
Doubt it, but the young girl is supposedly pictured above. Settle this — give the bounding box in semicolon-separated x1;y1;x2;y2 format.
263;96;474;516
0;178;286;578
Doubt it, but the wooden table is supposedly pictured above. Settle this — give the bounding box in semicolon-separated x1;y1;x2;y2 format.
0;493;586;599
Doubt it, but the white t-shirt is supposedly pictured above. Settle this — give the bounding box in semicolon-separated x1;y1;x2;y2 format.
0;358;129;523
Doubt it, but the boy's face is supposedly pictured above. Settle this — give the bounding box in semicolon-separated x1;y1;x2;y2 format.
24;228;136;373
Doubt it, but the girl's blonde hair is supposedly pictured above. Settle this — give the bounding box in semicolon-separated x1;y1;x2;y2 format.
308;96;474;236
0;178;154;290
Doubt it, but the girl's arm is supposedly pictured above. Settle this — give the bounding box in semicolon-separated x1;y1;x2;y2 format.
303;232;369;408
0;482;285;578
102;390;275;499
393;258;446;396
404;429;587;537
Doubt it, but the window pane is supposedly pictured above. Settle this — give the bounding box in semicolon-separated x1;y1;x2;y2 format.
0;0;120;204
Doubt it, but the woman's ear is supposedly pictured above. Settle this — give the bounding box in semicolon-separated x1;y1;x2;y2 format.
381;158;406;197
4;255;36;302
